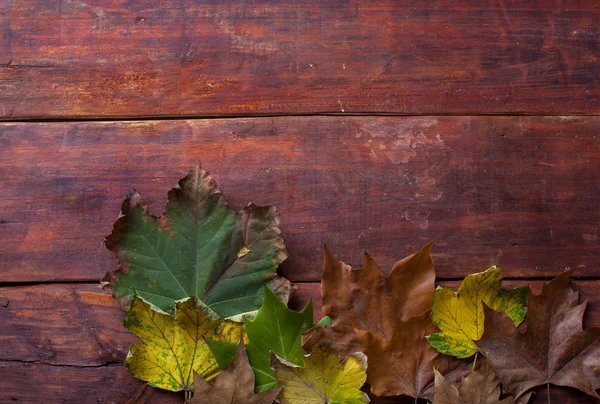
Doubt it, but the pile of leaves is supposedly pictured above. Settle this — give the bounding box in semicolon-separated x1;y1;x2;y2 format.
102;165;600;403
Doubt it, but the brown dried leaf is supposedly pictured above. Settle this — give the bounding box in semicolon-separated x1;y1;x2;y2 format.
303;241;436;357
356;312;470;400
477;270;600;400
187;341;281;404
433;361;528;404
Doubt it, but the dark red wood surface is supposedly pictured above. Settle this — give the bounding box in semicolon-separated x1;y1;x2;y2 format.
2;117;599;283
1;281;599;403
0;1;599;118
1;1;599;402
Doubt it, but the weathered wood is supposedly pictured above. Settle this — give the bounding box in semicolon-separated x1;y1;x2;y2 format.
0;362;182;404
1;281;598;366
0;285;135;366
0;362;595;404
1;362;594;404
1;282;598;403
0;1;599;119
2;117;600;281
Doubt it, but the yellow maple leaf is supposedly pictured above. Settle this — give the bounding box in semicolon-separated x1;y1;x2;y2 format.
271;341;369;404
123;295;245;392
427;266;526;358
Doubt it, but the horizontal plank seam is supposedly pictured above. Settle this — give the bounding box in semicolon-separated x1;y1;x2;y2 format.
1;112;600;124
0;359;121;368
1;276;599;288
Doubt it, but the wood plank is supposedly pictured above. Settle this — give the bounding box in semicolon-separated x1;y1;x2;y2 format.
0;1;599;118
0;363;595;404
1;281;599;403
1;363;594;404
2;117;600;281
0;284;135;366
0;362;182;404
1;281;599;366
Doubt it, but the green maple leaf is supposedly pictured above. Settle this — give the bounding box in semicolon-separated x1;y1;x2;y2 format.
103;164;292;319
245;286;314;392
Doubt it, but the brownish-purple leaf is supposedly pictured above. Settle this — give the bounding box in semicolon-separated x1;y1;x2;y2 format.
303;241;435;357
477;270;600;401
187;341;281;404
356;312;470;400
433;361;529;404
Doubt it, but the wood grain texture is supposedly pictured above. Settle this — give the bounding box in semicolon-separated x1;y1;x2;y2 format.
1;281;598;403
2;362;594;404
1;116;599;281
0;362;180;404
0;0;599;119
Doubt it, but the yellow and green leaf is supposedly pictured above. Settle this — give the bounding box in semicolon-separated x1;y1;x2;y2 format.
123;295;245;392
271;341;370;404
496;286;527;325
428;266;526;358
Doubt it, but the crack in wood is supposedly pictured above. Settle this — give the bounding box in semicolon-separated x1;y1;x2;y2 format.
0;359;122;368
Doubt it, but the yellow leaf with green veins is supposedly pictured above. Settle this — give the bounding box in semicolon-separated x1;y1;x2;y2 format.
272;341;370;404
427;266;526;358
123;295;245;392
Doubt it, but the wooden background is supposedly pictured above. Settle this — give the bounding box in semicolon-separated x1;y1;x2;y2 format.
1;1;599;402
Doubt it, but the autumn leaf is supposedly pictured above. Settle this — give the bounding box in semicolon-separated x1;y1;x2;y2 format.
433;361;529;404
205;339;239;370
123;295;244;392
428;266;527;358
496;287;527;325
303;241;436;357
356;312;470;400
103;164;292;319
245;286;314;392
271;341;370;403
477;270;600;400
187;340;281;404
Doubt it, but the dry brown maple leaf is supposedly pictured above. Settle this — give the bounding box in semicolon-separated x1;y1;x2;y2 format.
433;361;530;404
356;312;470;400
477;270;600;401
303;241;436;357
187;341;281;404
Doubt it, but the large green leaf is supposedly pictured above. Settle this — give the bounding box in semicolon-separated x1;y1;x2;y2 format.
103;165;292;319
245;286;314;393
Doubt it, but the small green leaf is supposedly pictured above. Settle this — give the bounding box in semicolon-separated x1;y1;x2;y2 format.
315;315;332;327
205;339;239;370
245;286;314;392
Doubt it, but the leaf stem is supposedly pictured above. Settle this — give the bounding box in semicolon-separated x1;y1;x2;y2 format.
547;383;551;404
472;352;478;370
